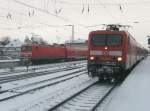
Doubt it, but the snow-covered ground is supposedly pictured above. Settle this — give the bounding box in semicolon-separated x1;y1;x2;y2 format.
0;59;19;63
0;60;86;73
1;56;150;111
1;67;85;91
0;74;94;111
104;56;150;111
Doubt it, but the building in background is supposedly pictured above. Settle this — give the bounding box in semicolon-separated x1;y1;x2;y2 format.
0;39;23;59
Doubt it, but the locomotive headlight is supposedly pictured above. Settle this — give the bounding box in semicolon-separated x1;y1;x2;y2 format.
90;56;95;60
117;57;122;61
104;46;108;50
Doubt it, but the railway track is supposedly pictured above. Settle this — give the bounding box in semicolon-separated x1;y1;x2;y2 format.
0;60;86;76
48;83;117;111
10;76;98;111
0;64;86;84
0;60;117;111
0;69;87;102
10;77;117;111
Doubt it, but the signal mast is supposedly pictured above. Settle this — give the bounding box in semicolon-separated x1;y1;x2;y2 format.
147;35;150;53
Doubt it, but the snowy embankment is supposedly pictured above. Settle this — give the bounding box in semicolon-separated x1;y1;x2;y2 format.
0;62;90;111
0;60;86;75
0;74;94;111
104;57;150;111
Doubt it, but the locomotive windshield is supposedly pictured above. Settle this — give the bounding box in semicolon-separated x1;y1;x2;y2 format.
91;34;122;46
21;46;32;51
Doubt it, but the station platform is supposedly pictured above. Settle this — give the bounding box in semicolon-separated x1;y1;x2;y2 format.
106;56;150;111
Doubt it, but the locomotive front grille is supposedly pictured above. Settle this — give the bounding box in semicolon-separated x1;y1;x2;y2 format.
89;61;117;66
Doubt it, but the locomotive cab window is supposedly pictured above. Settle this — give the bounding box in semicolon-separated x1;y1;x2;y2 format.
91;34;122;46
107;35;122;46
91;35;106;45
21;46;32;51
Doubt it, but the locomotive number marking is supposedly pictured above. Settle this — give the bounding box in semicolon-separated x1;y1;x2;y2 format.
103;51;109;55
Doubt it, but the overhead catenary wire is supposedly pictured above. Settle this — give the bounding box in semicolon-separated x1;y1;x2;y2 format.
1;0;148;31
12;0;85;27
96;0;117;21
5;0;147;28
0;12;66;30
0;9;60;30
53;0;150;6
0;1;85;30
12;0;70;22
115;0;129;24
0;5;68;28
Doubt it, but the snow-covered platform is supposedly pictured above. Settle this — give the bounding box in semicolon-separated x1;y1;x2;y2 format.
105;56;150;111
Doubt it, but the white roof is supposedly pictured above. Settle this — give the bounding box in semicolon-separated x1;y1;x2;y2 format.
65;39;86;44
5;39;23;47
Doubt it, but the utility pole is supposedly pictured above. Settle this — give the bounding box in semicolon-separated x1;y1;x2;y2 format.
66;25;74;43
147;35;150;53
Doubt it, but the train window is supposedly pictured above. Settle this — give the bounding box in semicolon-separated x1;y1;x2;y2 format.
91;35;106;45
91;34;122;46
21;47;26;51
21;46;32;51
107;35;122;46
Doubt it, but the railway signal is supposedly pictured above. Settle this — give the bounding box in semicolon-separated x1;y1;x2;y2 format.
147;35;150;45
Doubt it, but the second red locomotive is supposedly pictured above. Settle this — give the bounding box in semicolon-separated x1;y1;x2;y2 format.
87;24;148;82
20;40;87;64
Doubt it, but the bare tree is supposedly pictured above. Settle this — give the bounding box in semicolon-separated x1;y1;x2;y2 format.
24;36;32;44
31;36;48;45
0;36;10;46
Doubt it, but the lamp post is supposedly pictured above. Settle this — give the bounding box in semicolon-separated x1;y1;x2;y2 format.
66;25;74;43
147;35;150;52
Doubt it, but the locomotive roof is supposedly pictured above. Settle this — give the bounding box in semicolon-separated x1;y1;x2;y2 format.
21;43;65;47
65;39;87;44
89;30;128;33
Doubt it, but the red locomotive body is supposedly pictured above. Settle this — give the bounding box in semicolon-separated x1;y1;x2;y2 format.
88;29;147;82
20;40;87;64
66;42;87;60
21;44;66;64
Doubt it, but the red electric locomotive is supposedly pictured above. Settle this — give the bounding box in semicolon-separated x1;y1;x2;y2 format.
20;40;87;64
87;24;148;82
21;44;66;64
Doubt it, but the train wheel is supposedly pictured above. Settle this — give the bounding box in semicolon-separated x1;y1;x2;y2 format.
87;72;92;77
98;77;105;82
119;71;127;82
110;78;115;83
89;72;95;78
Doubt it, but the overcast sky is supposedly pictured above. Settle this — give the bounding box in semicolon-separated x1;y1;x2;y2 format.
0;0;150;46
